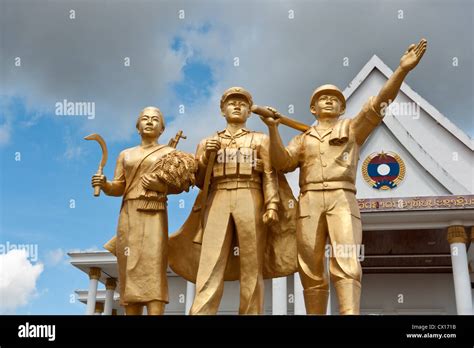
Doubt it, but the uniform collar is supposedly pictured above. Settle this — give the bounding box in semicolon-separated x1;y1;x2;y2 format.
218;127;250;139
307;126;332;141
305;119;350;145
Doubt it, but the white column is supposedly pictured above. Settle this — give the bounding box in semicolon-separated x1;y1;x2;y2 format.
471;282;474;313
447;226;473;315
294;273;305;314
326;288;331;315
104;278;117;315
185;281;195;315
272;277;288;315
86;267;101;315
326;257;331;315
470;228;474;311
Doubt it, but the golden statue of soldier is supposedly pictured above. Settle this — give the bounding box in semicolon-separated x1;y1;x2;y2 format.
257;39;428;314
169;87;297;314
89;107;196;315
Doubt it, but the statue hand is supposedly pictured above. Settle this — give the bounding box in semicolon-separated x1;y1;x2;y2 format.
91;174;107;189
258;106;281;128
400;38;427;72
263;209;279;226
205;139;221;159
141;174;167;192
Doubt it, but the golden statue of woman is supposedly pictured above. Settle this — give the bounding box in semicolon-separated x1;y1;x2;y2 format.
91;106;195;315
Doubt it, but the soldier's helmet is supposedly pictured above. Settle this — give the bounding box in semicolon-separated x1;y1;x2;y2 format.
220;87;253;111
310;84;346;115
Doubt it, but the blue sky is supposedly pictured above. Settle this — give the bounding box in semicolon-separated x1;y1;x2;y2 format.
0;40;211;315
0;0;472;314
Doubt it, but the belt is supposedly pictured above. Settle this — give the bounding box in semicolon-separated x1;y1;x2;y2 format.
210;180;262;191
300;181;356;193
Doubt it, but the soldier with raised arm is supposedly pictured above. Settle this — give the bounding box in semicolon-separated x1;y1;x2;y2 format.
259;39;427;314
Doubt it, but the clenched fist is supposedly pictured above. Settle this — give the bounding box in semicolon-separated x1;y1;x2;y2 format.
263;209;279;226
91;174;107;189
257;106;281;128
205;139;221;159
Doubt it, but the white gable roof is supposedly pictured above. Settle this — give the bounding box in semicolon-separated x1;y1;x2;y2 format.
344;55;473;150
340;55;473;197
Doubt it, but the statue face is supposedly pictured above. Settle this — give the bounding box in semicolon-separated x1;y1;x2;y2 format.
137;109;163;138
222;95;251;123
312;94;342;118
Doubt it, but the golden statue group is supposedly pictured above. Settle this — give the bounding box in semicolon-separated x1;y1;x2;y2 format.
88;40;427;315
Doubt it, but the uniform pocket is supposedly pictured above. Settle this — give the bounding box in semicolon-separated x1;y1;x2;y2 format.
343;190;361;220
298;192;311;218
334;156;351;168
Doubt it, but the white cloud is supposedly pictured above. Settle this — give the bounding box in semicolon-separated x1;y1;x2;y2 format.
61;128;86;161
63;144;83;160
0;249;43;314
0;122;11;146
1;0;471;146
1;2;190;142
44;248;65;266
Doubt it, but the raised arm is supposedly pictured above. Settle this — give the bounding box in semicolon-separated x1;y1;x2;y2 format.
373;39;427;115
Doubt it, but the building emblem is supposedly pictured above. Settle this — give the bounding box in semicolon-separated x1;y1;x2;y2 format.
362;151;405;190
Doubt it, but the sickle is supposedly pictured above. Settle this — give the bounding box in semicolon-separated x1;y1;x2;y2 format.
84;133;108;196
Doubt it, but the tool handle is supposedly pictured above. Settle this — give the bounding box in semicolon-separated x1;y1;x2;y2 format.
252;105;310;132
93;168;103;197
94;185;101;197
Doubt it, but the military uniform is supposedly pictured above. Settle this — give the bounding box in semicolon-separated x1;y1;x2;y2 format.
190;127;279;314
280;92;383;314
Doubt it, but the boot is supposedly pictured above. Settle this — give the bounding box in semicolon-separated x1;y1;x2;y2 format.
334;279;361;315
303;287;329;315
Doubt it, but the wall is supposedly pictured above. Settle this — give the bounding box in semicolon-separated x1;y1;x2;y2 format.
165;273;457;315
